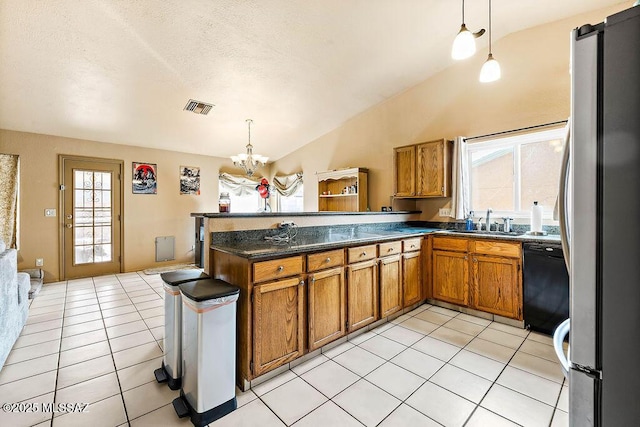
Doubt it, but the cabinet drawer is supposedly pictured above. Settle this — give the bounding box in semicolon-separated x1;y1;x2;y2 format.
471;240;521;258
253;256;303;283
379;241;402;257
433;236;468;252
347;244;377;263
403;238;422;252
307;249;344;272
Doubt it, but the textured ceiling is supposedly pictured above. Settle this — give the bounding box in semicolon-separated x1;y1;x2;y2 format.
0;0;623;161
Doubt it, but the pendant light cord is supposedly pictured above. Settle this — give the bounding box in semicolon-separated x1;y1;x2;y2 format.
488;0;492;54
461;0;465;24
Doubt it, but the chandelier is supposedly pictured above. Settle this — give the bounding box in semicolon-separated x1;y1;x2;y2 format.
231;119;268;177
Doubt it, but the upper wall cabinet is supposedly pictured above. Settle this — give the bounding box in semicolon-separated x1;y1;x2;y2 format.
393;139;453;198
317;168;368;212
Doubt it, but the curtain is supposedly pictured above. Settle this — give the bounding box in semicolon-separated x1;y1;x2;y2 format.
218;172;261;196
273;172;303;197
450;137;470;220
0;154;19;248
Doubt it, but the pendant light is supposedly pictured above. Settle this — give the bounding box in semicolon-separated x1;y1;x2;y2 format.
230;119;268;177
479;0;501;82
452;0;485;60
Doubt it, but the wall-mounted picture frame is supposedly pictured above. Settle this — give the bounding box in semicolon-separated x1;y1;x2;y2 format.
132;162;157;194
180;165;200;195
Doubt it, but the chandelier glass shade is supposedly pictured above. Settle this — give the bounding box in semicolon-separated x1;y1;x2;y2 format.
231;119;268;177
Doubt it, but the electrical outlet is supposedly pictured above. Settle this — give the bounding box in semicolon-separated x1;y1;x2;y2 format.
44;208;56;217
35;258;44;267
439;208;452;217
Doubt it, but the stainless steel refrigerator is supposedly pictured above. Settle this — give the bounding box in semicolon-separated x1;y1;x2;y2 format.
554;5;640;426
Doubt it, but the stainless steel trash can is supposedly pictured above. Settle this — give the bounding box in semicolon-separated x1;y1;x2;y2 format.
173;279;240;427
154;271;209;390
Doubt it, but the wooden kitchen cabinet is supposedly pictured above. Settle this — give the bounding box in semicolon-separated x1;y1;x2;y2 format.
253;276;305;376
402;240;422;308
308;267;346;351
379;254;402;318
432;249;469;306
430;236;523;320
393;145;416;197
470;240;522;319
347;259;379;332
471;255;522;319
394;139;453;198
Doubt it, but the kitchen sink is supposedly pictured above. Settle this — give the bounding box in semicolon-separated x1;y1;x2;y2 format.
444;230;524;237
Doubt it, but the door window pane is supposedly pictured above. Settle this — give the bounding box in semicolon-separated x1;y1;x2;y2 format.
73;169;113;264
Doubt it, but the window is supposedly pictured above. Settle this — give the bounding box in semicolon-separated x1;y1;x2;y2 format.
277;185;304;212
218;183;260;213
467;127;565;219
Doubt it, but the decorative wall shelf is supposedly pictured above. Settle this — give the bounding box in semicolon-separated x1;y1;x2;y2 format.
317;168;368;212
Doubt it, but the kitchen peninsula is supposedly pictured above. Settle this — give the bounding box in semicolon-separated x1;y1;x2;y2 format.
193;211;559;390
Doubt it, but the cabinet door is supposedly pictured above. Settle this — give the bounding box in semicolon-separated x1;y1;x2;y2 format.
253;277;305;376
394;146;416;197
308;267;346;351
402;251;422;307
379;255;402;318
416;140;445;197
432;250;469;306
471;255;522;319
347;259;379;332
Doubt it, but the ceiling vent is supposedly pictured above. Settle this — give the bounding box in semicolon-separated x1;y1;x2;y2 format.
184;99;214;115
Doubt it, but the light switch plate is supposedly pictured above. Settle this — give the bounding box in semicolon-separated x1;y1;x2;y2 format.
439;208;452;217
44;209;56;217
35;258;44;267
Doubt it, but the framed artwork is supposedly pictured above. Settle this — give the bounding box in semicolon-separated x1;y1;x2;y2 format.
180;165;200;195
132;162;157;194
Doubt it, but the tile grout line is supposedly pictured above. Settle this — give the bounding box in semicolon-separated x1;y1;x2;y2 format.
93;275;133;427
45;278;69;427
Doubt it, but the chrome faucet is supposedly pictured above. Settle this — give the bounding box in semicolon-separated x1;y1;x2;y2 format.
485;208;493;231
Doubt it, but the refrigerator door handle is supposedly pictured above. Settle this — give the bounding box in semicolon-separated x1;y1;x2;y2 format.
553;318;571;378
558;122;571;272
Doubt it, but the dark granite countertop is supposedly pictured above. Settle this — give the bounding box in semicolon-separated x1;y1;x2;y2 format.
211;226;439;259
192;211;420;218
210;224;561;260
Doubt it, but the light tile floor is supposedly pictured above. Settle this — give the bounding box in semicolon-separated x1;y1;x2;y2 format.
0;272;569;427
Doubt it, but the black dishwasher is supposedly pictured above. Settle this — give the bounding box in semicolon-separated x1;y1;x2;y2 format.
523;242;569;336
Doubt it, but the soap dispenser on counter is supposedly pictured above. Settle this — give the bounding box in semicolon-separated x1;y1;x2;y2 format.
465;211;475;230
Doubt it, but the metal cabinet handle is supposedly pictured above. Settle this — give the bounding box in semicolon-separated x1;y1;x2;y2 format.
299;280;305;286
411;244;416;248
361;252;367;256
325;257;331;263
66;223;73;228
277;266;284;272
311;277;316;283
388;248;394;252
66;214;73;220
464;256;468;260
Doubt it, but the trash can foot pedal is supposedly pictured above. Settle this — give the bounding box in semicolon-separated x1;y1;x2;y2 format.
172;397;190;418
154;367;168;384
